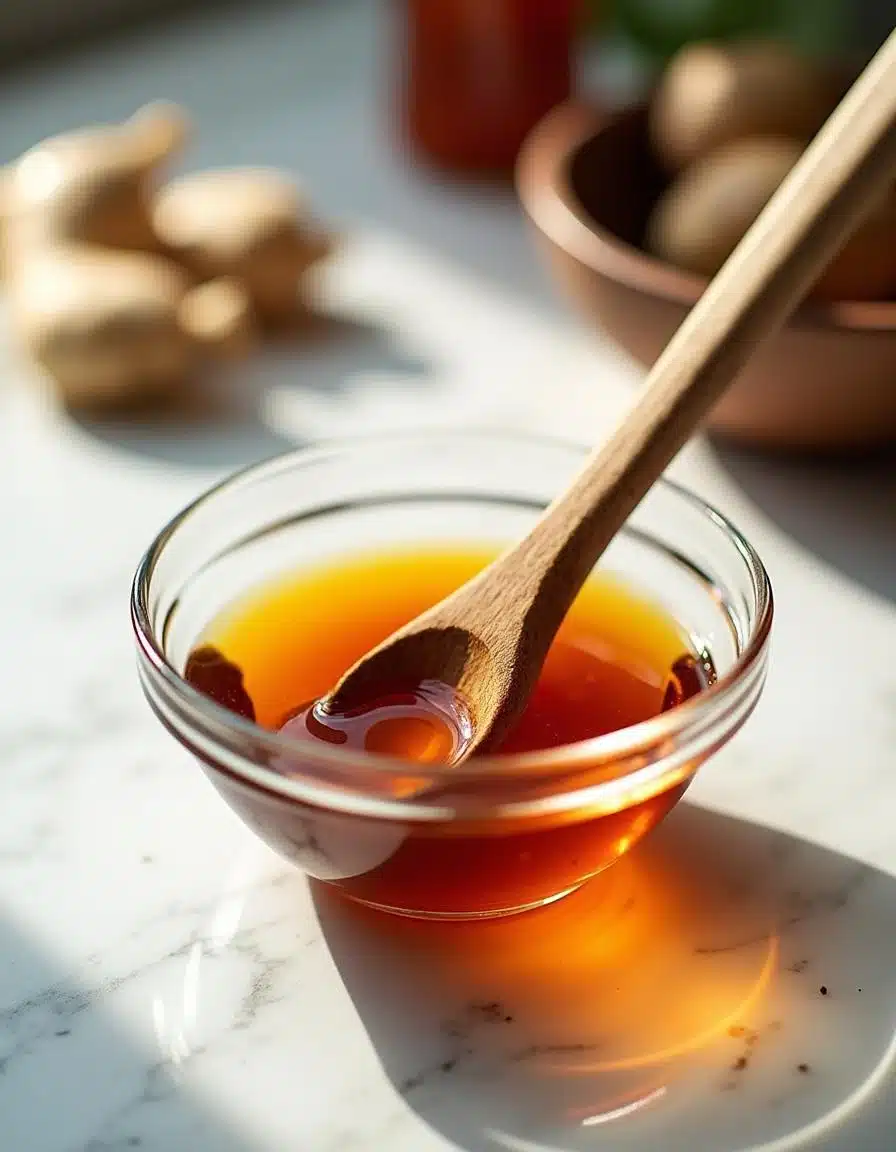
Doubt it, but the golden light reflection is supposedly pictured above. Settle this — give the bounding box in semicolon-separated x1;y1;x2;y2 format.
545;932;778;1075
329;805;783;1088
579;1085;667;1126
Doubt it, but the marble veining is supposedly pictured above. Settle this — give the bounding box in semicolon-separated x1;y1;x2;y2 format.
3;298;896;1152
2;3;896;1148
3;333;896;1152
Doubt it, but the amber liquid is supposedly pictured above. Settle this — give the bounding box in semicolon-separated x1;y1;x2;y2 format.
187;546;714;917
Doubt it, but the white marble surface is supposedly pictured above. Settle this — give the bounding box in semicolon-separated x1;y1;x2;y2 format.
2;4;896;1150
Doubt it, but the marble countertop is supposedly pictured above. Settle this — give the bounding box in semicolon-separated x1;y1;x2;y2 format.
2;4;895;1150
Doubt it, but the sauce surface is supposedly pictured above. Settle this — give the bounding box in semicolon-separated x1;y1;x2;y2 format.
189;545;710;759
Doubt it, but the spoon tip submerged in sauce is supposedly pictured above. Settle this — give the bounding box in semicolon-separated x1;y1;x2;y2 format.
280;680;474;766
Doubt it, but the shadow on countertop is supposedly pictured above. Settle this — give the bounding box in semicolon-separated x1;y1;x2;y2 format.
0;916;258;1152
316;802;896;1152
69;311;432;473
711;441;896;606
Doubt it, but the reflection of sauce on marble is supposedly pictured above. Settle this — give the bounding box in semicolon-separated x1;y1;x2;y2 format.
315;809;780;1089
154;799;896;1152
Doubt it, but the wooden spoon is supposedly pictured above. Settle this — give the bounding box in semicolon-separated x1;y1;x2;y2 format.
324;29;896;759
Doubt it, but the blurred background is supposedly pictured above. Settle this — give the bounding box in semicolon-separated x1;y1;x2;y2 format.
1;0;893;74
1;0;894;531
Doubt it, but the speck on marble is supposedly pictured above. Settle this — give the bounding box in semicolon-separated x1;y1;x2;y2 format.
30;801;884;1152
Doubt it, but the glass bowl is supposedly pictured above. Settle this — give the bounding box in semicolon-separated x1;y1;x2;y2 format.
131;431;773;920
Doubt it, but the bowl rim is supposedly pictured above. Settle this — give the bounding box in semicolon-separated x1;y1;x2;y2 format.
516;99;896;334
131;430;774;810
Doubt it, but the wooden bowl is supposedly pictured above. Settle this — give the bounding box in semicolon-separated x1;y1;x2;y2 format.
516;101;896;452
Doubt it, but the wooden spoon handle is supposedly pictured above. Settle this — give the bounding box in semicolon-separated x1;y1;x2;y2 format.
511;29;896;617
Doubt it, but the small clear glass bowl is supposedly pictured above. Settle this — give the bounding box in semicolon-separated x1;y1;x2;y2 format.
131;431;773;921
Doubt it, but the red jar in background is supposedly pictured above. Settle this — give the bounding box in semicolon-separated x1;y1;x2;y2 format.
399;0;578;176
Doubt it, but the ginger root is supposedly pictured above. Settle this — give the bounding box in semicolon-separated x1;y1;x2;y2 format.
1;102;188;266
8;245;251;410
153;168;333;326
1;103;256;409
1;106;338;410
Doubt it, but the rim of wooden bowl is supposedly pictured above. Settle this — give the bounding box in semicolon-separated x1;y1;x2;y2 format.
516;100;896;335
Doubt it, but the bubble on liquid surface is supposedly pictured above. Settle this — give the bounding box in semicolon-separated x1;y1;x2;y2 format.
279;680;474;765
